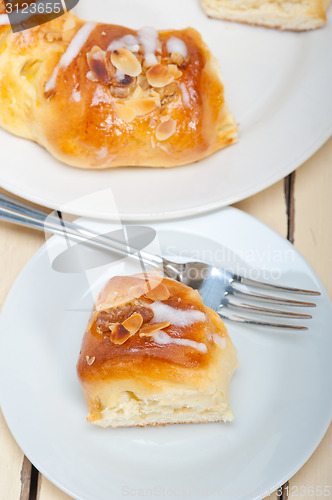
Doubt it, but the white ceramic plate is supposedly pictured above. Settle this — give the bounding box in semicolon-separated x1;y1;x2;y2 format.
1;0;332;220
0;207;331;500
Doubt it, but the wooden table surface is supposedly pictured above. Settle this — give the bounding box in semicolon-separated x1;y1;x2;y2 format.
0;138;331;500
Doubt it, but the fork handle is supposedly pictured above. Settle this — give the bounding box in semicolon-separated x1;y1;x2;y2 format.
0;193;164;271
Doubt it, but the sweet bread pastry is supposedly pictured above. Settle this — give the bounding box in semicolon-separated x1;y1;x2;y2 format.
0;10;237;169
201;0;331;30
77;273;238;427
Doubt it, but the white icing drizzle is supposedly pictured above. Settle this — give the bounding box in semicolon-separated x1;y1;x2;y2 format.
167;37;188;58
45;21;96;93
71;89;81;102
138;27;158;67
150;301;206;327
180;83;190;107
152;330;208;354
107;34;140;53
107;27;159;68
213;334;226;349
0;14;10;25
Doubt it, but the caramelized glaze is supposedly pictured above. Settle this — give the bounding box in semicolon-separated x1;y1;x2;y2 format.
77;276;227;385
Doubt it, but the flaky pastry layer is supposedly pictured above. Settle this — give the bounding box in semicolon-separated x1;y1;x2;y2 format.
201;0;331;30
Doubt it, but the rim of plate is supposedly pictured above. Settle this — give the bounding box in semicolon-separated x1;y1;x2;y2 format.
1;128;331;221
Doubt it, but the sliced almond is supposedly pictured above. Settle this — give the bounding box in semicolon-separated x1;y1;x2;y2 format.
155;118;177;142
110;323;132;345
146;64;174;88
145;281;170;301
111;48;142;77
114;102;137;122
168;64;182;79
122;313;143;335
149;90;161;107
87;46;115;85
110;83;133;99
129;98;157;116
140;321;171;337
156;82;179;106
86;355;95;365
86;70;99;82
128;284;149;298
170;52;185;67
137;74;150;91
132;85;147;99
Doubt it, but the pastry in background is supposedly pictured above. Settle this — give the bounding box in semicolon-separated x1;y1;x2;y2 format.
77;273;238;427
0;12;237;169
201;0;331;30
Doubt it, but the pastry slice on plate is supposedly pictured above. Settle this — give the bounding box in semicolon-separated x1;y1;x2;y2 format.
77;273;238;427
0;11;237;169
201;0;331;30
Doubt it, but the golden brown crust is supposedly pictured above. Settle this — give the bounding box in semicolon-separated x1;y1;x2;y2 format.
0;12;237;169
77;275;218;378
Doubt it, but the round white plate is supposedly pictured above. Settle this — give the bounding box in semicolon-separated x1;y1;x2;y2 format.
1;0;332;220
0;207;331;500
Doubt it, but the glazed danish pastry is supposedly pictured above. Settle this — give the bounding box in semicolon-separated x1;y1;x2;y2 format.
0;10;237;169
201;0;331;31
77;273;238;427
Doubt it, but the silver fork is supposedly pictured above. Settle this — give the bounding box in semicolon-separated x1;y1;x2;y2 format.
0;193;319;330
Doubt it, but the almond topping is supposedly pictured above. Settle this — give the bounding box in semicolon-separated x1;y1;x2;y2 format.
86;355;95;365
111;48;142;77
86;71;99;82
145;281;170;301
129;97;157;116
110;85;131;99
149;90;161;107
132;85;147;99
87;46;115;85
155;118;177;142
146;64;174;88
170;52;185;67
156;82;179;106
109;323;132;345
137;74;150;91
128;284;149;298
140;321;171;337
122;313;143;335
168;64;182;79
114;102;136;122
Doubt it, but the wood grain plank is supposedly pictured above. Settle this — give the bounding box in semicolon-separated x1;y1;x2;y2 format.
0;216;44;500
20;457;32;500
287;137;332;498
234;179;288;239
38;477;72;500
292;137;332;297
0;413;25;500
